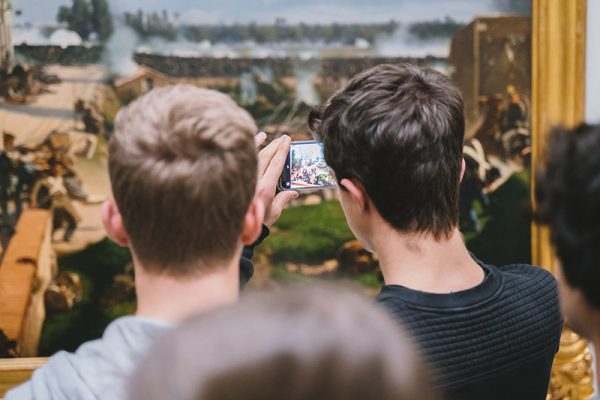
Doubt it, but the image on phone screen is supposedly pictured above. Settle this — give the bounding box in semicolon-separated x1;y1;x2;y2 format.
282;141;337;190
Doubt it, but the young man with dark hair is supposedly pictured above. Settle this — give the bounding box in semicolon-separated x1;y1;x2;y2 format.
535;123;600;398
6;85;296;400
309;64;562;399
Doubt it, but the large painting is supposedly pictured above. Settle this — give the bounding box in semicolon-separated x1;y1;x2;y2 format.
0;0;534;360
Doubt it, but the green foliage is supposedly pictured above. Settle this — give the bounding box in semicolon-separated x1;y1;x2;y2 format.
122;15;398;43
408;16;464;40
56;0;113;42
104;302;136;320
357;272;382;288
115;14;465;44
57;6;71;25
264;202;383;290
39;238;133;355
183;21;399;44
91;0;113;41
466;170;531;266
69;0;91;40
262;200;355;264
249;78;310;122
123;10;177;41
270;262;319;285
101;86;121;134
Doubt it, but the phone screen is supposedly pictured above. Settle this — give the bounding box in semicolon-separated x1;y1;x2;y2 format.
281;141;337;190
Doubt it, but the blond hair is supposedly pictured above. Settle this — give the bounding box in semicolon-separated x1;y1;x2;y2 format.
110;85;257;276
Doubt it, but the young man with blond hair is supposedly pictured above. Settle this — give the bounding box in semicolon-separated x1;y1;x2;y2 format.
6;85;296;400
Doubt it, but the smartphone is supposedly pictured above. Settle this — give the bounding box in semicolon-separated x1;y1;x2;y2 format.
278;140;337;191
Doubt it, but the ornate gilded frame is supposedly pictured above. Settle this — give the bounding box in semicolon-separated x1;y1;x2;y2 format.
531;0;593;398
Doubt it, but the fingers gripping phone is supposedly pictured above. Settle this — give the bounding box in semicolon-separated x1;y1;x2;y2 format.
278;140;337;191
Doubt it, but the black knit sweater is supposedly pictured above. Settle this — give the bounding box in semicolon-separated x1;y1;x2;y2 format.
376;260;562;400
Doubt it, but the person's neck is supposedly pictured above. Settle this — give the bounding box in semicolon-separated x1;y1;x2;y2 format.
134;256;240;323
374;225;484;293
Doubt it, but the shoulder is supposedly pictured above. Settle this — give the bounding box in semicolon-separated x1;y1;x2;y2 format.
492;263;562;340
497;262;555;279
495;263;557;294
72;316;173;368
5;351;93;400
6;317;173;400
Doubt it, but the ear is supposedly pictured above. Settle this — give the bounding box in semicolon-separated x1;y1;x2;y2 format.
460;158;466;182
241;197;265;245
101;200;129;247
340;178;369;212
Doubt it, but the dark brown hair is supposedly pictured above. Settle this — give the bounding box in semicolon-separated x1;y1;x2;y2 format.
110;85;258;276
309;64;465;238
534;123;600;309
129;286;438;400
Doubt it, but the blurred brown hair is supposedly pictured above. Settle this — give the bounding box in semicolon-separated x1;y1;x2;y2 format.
129;286;438;400
110;85;257;276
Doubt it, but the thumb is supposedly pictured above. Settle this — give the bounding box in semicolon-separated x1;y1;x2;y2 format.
274;190;298;210
269;191;298;219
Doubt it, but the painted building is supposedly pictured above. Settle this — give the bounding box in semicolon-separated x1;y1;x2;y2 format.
114;66;176;103
449;16;531;128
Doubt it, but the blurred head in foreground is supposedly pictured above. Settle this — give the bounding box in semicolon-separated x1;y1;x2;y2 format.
535;123;600;337
129;286;437;400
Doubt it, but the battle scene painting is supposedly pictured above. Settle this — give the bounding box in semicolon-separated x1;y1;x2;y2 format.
0;0;532;356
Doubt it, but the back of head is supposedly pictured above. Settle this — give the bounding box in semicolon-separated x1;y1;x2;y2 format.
309;63;465;238
129;286;437;400
535;123;600;310
110;85;258;276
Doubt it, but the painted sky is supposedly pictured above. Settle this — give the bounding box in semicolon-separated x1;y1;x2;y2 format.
13;0;530;25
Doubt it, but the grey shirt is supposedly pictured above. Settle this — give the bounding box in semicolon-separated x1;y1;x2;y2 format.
6;316;173;400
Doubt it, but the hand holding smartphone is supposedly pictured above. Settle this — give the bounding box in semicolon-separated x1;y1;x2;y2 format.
256;134;298;227
278;140;337;191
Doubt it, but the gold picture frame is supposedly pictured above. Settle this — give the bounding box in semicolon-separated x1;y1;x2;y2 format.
531;0;593;399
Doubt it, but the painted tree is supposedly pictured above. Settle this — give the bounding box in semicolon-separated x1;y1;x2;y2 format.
57;0;113;42
57;5;72;26
69;0;91;40
91;0;113;41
